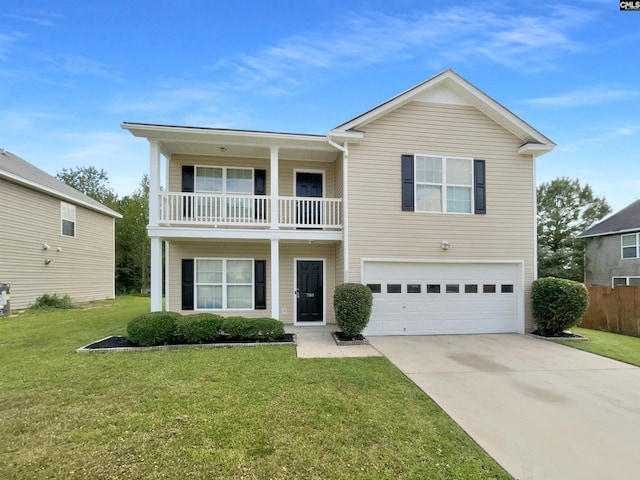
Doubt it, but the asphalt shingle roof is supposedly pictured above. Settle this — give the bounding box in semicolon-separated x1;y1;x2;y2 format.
0;149;121;218
579;198;640;237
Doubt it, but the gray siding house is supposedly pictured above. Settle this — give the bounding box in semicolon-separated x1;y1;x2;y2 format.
0;150;122;310
580;199;640;286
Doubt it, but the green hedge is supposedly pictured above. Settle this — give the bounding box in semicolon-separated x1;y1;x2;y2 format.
221;317;284;341
128;312;285;345
531;277;589;335
334;283;373;338
127;311;182;346
175;313;223;343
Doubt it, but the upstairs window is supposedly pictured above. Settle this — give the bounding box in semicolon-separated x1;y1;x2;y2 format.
621;234;640;259
415;156;473;214
61;202;76;237
195;166;253;194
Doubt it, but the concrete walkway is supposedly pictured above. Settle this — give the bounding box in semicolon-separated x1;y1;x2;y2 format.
368;334;640;480
286;325;381;358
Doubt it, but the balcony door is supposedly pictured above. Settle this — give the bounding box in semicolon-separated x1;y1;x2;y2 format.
295;171;323;227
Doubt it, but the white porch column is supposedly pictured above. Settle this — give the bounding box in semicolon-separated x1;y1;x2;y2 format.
270;146;279;229
150;237;163;311
148;140;161;226
342;143;349;283
270;238;280;320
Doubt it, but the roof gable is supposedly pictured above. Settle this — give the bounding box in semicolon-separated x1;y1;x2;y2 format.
580;199;640;238
0;150;121;218
329;69;555;154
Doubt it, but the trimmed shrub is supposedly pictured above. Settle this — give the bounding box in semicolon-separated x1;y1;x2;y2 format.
127;311;182;346
33;293;74;309
531;277;589;335
175;313;224;343
220;316;285;341
334;283;373;338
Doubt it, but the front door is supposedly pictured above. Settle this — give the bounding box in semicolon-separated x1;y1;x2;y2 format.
296;172;323;227
296;260;323;323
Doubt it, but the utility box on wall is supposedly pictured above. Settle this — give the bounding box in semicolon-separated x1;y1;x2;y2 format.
0;283;10;317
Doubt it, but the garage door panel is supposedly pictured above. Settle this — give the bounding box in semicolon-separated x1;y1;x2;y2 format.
363;261;519;335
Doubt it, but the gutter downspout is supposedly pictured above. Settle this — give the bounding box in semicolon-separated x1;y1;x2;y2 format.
327;136;349;284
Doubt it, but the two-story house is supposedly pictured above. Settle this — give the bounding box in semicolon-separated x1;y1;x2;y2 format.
123;69;554;335
0;150;121;310
579;199;640;287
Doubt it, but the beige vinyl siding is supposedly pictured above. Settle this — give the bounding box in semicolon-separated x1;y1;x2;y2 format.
168;241;337;324
347;101;537;328
0;178;116;310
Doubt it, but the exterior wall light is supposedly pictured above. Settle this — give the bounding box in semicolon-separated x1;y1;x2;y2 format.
441;241;451;250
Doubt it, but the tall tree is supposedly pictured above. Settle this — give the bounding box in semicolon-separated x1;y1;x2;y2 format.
115;176;150;294
537;177;611;281
57;166;119;209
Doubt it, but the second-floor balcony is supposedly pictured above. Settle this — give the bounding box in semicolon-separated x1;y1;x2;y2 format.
158;192;342;230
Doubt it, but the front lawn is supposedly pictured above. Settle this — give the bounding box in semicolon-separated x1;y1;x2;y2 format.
556;327;640;367
0;297;509;479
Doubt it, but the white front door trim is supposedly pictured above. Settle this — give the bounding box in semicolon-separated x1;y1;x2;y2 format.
293;257;327;326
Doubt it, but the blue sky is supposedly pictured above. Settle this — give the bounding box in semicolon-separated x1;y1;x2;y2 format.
1;0;638;211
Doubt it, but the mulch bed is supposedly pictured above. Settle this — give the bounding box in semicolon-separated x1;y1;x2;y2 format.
78;334;296;352
332;331;369;346
529;330;588;341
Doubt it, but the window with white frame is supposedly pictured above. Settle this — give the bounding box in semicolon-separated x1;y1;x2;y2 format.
415;155;473;213
195;166;253;194
195;166;254;220
613;276;640;287
195;258;253;310
621;233;640;259
61;202;76;237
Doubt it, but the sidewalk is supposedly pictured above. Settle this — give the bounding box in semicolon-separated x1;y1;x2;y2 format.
285;325;382;359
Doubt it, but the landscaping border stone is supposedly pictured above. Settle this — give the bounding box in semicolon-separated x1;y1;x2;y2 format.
76;334;297;353
332;332;370;346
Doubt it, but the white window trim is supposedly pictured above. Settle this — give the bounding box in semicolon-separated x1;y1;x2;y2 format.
621;233;640;259
60;201;76;238
293;169;326;198
195;165;254;194
194;257;254;311
414;154;474;214
612;276;640;287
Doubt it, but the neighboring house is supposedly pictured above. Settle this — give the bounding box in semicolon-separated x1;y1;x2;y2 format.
0;150;122;310
579;199;640;287
123;69;554;335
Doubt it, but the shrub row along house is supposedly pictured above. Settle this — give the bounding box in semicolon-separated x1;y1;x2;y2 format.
0;150;121;310
123;69;555;335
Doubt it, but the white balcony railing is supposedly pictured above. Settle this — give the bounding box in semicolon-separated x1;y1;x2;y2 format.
159;192;342;229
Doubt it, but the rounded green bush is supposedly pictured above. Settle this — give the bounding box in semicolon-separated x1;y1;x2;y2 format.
531;277;589;335
334;283;373;338
127;311;182;346
219;316;285;341
175;313;223;344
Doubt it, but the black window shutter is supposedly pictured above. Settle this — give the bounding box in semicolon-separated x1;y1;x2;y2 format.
474;159;486;215
254;169;267;220
254;260;267;310
182;166;194;192
401;154;415;211
182;259;194;310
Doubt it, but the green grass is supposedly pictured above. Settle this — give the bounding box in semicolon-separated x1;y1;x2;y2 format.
0;297;510;479
556;327;640;367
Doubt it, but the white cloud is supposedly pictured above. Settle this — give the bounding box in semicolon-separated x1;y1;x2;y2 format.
207;4;595;90
522;87;640;107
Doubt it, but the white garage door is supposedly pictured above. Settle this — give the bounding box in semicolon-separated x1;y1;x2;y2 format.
362;261;520;335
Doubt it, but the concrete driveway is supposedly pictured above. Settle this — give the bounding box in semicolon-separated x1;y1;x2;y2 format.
368;334;640;480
